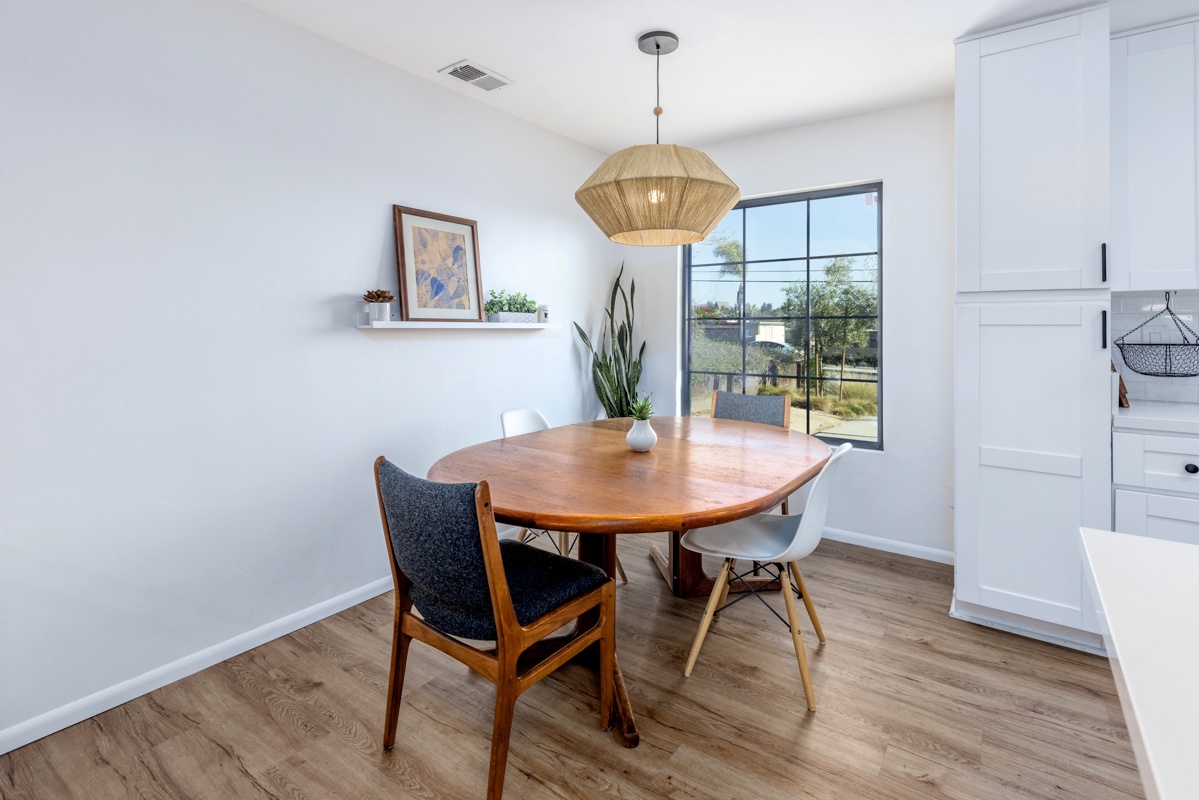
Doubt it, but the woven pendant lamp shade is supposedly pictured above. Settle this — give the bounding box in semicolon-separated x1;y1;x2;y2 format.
575;144;740;246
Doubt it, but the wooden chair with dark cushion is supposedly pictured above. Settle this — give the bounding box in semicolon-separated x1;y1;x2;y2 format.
711;390;791;430
373;457;616;800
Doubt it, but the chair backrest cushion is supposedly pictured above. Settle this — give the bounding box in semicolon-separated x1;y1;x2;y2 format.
782;443;853;562
713;391;788;428
376;459;498;639
500;407;551;437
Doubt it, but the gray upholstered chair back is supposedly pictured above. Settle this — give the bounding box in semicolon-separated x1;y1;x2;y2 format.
712;391;789;428
375;459;497;637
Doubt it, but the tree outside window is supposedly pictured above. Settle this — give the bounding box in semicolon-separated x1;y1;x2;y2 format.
684;185;882;448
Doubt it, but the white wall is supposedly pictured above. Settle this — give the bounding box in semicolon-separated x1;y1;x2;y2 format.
0;0;623;752
640;99;958;559
618;250;682;416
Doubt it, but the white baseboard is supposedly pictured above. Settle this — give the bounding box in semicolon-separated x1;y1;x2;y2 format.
0;576;393;756
823;526;954;565
949;596;1106;656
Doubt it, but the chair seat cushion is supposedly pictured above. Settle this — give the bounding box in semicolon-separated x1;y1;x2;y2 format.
414;540;609;641
680;512;805;562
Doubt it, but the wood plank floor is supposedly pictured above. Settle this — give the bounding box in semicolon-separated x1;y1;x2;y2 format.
0;536;1143;799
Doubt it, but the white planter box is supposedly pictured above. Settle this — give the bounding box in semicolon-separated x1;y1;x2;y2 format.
486;311;537;323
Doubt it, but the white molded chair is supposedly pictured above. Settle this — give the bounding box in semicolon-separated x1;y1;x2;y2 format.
681;443;852;710
499;408;627;582
500;407;552;438
494;409;552;543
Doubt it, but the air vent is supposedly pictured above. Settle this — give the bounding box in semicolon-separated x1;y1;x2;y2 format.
438;59;513;92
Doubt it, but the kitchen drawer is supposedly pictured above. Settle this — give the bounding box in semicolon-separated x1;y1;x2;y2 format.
1115;489;1199;545
1112;431;1199;494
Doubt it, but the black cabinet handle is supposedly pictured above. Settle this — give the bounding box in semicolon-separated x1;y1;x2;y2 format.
1101;310;1107;350
1186;464;1198;474
1101;243;1108;282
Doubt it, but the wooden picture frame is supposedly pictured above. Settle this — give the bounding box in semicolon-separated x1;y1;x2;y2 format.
392;205;484;322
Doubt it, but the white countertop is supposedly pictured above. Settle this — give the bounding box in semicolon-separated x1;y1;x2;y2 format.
1081;528;1199;800
1114;400;1199;435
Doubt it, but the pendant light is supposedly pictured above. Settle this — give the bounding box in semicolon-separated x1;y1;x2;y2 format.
575;31;740;246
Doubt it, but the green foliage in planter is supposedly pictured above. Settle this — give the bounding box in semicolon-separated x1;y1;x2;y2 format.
574;264;645;419
756;382;878;418
631;395;653;421
484;290;538;315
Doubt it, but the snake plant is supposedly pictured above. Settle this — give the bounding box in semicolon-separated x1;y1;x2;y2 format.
574;264;645;419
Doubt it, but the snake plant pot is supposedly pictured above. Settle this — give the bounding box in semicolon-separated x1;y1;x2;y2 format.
486;311;537;323
367;302;391;323
626;418;657;452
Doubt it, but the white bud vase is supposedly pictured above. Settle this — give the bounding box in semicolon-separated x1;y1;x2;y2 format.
626;418;657;452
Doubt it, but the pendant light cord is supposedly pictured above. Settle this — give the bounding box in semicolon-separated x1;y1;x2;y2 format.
655;42;661;145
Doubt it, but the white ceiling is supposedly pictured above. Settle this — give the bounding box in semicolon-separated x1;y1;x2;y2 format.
239;0;1101;153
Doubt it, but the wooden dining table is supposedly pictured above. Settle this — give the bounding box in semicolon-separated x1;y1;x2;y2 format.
428;415;832;747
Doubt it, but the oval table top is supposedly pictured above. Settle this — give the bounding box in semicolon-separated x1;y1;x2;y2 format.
427;416;832;534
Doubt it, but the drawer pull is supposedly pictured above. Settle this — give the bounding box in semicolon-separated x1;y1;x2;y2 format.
1186;464;1198;475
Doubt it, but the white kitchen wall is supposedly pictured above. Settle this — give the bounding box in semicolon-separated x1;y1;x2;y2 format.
635;98;957;560
1112;290;1199;402
0;0;622;752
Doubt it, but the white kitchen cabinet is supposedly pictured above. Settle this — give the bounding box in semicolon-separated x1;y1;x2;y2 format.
954;6;1112;651
1112;430;1199;491
955;302;1111;634
956;8;1109;292
1111;22;1199;290
1114;490;1199;545
1112;412;1199;548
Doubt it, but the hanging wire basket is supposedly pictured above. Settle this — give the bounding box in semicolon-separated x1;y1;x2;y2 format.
1115;292;1199;377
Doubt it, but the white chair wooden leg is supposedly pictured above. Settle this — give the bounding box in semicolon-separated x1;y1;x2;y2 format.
684;558;732;677
789;562;825;643
558;531;571;556
779;562;816;710
517;528;530;543
615;554;628;583
713;558;737;620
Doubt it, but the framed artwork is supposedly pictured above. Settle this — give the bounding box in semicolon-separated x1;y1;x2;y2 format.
393;205;484;322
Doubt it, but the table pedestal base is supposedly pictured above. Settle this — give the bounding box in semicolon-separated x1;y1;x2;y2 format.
650;532;783;597
577;533;639;747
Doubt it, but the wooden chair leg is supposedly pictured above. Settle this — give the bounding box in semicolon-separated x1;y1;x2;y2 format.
558;531;571;556
599;590;615;731
615;554;628;583
382;618;412;750
779;562;816;710
790;562;825;643
517;528;530;543
713;558;737;620
487;676;519;800
684;558;731;677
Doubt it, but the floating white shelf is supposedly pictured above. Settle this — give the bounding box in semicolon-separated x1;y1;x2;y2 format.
357;320;559;330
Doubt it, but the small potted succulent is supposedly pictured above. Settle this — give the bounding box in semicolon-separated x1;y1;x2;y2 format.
363;289;395;323
626;395;657;452
484;290;539;323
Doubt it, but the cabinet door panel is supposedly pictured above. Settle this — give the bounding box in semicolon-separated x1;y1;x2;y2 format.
1115;489;1199;545
957;8;1109;292
955;302;1111;631
1111;23;1198;291
1112;431;1199;492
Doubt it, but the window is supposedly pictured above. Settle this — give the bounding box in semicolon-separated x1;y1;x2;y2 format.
683;184;882;448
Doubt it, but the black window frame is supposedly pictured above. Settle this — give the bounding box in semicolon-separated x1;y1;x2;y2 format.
681;182;884;450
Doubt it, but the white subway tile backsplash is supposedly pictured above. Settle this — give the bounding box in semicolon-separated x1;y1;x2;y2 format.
1112;290;1199;405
